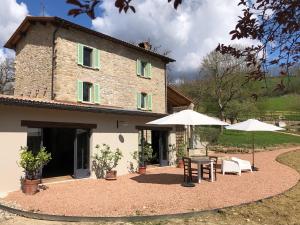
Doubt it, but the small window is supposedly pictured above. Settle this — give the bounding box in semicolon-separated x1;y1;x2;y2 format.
83;82;93;102
140;93;147;109
140;61;147;77
83;46;93;67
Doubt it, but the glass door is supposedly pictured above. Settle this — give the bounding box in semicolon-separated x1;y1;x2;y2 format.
74;129;90;178
159;131;169;166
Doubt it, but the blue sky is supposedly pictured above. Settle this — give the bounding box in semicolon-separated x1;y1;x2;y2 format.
17;0;95;28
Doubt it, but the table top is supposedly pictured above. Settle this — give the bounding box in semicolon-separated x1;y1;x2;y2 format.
191;157;212;163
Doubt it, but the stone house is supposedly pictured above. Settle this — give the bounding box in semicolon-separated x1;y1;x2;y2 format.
0;16;193;195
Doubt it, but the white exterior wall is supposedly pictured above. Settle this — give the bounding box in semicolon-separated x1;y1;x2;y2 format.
0;105;176;195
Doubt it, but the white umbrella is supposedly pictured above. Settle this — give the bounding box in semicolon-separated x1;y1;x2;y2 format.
226;119;284;170
147;109;228;126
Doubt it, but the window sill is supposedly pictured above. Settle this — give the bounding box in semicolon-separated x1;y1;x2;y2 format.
79;101;99;105
137;75;151;79
138;108;152;112
78;64;100;71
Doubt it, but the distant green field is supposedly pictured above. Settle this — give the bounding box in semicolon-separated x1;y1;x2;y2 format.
217;130;300;148
257;94;300;112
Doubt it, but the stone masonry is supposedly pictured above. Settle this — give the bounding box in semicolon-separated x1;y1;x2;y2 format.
13;22;168;114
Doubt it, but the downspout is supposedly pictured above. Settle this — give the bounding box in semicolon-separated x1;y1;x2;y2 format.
51;23;61;100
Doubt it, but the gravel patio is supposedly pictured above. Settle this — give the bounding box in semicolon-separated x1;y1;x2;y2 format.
2;147;299;217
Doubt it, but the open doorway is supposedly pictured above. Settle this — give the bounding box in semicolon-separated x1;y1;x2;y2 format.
26;125;91;179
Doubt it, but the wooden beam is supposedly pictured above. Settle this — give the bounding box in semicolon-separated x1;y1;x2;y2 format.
136;126;172;131
21;120;97;129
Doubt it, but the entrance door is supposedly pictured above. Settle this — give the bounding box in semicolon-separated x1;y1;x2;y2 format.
159;131;169;166
74;129;90;178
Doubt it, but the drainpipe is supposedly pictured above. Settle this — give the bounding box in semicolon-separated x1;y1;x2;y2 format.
51;23;61;100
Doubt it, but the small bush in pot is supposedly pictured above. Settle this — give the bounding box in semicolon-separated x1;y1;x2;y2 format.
18;146;51;195
133;142;154;174
176;143;187;168
92;144;123;180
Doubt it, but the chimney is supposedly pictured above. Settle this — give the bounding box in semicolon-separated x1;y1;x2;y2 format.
138;42;152;51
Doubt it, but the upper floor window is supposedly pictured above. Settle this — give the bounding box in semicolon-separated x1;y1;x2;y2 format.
137;59;152;78
83;46;93;67
83;82;93;102
77;44;100;69
77;80;100;104
137;92;152;111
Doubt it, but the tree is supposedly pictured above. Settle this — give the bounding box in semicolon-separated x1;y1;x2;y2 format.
0;57;15;95
200;48;250;121
217;0;300;90
225;99;258;124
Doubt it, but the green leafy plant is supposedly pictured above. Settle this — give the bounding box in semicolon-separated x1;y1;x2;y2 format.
18;146;52;180
176;142;186;159
133;142;154;167
92;144;123;179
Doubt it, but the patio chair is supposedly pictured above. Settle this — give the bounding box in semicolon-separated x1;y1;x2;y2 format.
201;156;218;181
183;157;198;182
231;157;252;173
222;159;241;175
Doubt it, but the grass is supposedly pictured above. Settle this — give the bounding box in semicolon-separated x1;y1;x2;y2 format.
217;130;300;148
257;94;300;112
131;150;300;225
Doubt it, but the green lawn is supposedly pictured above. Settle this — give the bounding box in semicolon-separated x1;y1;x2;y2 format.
217;130;300;148
257;94;300;112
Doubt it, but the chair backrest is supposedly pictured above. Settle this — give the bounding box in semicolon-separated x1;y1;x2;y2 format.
183;157;192;177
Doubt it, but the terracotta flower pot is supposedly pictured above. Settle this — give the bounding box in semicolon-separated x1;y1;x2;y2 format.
105;170;117;180
22;179;40;195
177;159;184;168
138;166;147;174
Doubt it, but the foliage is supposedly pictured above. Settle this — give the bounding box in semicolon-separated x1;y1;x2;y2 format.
92;144;123;179
200;48;251;120
18;146;52;180
218;130;300;148
217;0;300;90
133;142;154;167
0;57;15;95
225;99;258;123
176;142;186;159
195;127;221;155
67;0;182;18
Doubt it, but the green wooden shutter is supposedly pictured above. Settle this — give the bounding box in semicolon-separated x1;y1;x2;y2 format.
77;80;83;102
147;94;152;111
93;48;100;69
136;59;142;76
77;44;84;65
146;63;152;78
137;92;141;109
93;83;100;104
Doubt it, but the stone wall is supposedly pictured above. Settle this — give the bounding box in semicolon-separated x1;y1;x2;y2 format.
14;23;54;99
54;27;167;114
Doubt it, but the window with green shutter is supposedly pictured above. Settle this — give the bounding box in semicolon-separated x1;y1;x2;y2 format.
136;92;152;111
93;83;100;104
77;80;83;102
77;43;100;69
137;59;152;79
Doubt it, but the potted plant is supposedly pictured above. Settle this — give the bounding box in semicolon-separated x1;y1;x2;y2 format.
177;143;186;168
133;142;154;174
92;144;123;180
18;146;51;195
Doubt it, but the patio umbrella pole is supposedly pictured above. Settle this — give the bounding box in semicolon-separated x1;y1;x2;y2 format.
252;132;259;171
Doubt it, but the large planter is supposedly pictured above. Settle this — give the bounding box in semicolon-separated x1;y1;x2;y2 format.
22;179;40;195
105;170;117;180
138;166;147;174
177;159;184;168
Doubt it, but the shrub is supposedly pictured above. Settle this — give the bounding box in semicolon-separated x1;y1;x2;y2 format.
18;146;52;180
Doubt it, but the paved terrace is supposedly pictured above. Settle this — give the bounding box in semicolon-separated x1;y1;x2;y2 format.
2;147;299;217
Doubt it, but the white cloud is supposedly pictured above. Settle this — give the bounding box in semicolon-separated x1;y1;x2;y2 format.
0;0;28;58
92;0;255;77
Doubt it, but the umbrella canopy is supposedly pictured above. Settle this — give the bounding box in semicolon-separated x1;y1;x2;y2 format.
225;119;284;171
147;109;228;126
225;119;285;131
